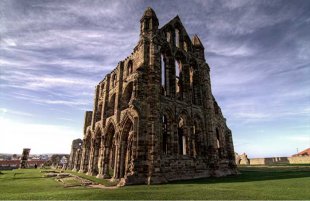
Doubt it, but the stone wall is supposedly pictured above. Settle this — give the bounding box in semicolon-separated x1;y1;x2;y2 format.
248;156;310;165
288;156;310;164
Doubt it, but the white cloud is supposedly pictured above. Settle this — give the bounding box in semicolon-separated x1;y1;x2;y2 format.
285;135;310;142
208;42;254;57
12;93;90;107
0;118;80;154
1;70;96;91
0;107;34;117
1;38;17;47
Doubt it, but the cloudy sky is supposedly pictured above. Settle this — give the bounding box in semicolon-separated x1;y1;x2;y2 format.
0;0;309;157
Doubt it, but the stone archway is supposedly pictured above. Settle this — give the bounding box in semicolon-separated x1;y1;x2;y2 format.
121;82;133;110
178;116;186;155
193;119;201;157
119;118;134;179
101;123;116;178
91;129;102;175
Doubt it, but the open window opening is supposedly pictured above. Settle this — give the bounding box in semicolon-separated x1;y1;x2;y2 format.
178;117;186;155
175;60;183;100
161;54;166;95
175;29;180;48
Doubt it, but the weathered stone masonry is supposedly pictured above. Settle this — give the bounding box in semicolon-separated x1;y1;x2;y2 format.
68;8;238;186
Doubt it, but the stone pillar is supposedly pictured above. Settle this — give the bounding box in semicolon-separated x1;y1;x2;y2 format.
91;139;100;175
145;38;169;184
87;138;95;175
90;86;100;132
182;63;191;103
102;146;111;178
73;149;82;171
112;136;121;180
225;129;237;169
115;62;124;123
68;139;82;170
20;148;30;169
83;112;93;136
79;140;89;173
199;62;218;168
168;57;176;98
101;79;109;124
96;136;105;178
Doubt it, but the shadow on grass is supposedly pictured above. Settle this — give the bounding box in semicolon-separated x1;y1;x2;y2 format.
168;168;310;185
11;176;45;180
0;175;45;181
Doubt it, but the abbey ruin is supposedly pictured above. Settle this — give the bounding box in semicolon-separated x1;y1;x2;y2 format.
68;8;237;186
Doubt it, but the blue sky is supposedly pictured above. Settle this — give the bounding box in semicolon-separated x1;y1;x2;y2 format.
0;0;309;157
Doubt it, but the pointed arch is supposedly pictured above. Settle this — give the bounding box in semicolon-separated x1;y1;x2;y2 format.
159;43;172;97
100;119;117;178
127;60;133;76
176;110;190;155
192;114;204;157
122;81;134;110
119;115;134;178
174;50;186;100
92;126;102;175
160;106;174;155
108;93;116;117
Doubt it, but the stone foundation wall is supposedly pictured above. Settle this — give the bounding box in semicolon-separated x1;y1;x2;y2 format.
159;156;236;181
249;156;310;165
288;156;310;164
160;156;209;181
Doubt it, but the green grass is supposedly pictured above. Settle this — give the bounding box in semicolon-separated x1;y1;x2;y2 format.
64;170;118;187
60;177;82;187
0;166;309;200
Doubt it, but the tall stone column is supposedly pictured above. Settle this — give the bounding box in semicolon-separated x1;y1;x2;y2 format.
182;63;191;103
102;146;111;178
87;139;95;175
92;141;100;175
96;136;105;178
20;148;31;169
115;62;124;123
73;149;82;171
225;129;237;169
79;141;88;173
112;143;120;180
101;79;109;124
91;86;100;130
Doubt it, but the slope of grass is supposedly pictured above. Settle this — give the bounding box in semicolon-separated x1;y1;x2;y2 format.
64;170;118;187
0;166;309;200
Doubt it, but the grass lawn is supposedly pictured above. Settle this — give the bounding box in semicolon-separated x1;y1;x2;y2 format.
0;166;309;200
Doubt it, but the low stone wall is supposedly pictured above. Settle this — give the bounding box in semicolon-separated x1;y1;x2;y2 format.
249;158;265;165
288;156;310;164
249;156;310;165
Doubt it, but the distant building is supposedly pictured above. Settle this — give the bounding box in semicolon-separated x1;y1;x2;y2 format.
0;160;20;170
292;148;310;157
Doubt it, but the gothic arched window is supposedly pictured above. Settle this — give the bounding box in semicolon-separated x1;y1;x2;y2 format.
175;59;183;100
175;29;180;47
161;54;166;95
127;60;133;76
